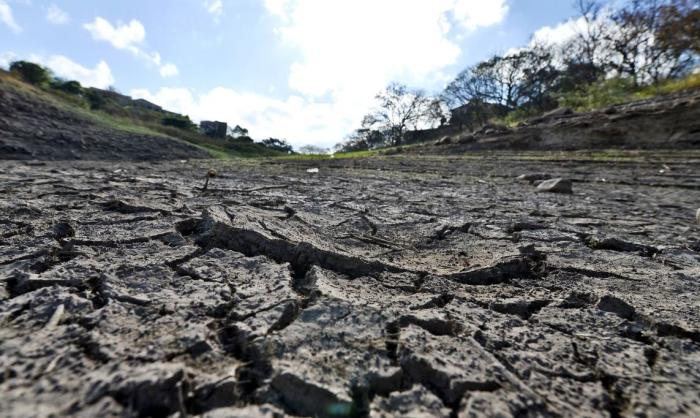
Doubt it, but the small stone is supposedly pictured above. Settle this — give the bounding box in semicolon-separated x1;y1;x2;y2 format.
517;173;552;183
457;134;475;144
536;178;573;194
435;136;452;145
52;221;75;240
543;107;573;118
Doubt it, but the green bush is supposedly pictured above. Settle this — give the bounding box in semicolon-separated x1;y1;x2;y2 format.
162;115;196;130
51;79;83;95
85;89;106;110
10;61;51;85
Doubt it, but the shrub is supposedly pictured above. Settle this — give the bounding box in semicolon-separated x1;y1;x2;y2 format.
10;61;51;85
259;138;294;153
556;78;638;111
51;79;83;95
162;115;196;130
85;89;106;110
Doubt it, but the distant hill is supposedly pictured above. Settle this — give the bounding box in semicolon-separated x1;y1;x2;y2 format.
0;65;285;160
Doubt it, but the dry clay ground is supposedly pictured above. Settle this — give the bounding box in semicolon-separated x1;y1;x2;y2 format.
1;153;699;418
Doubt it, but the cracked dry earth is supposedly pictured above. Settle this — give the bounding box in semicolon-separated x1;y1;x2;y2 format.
1;155;699;418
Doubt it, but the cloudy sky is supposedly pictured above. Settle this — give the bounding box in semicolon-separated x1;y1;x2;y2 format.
1;0;580;148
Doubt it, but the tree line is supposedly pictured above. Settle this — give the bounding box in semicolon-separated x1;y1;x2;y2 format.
336;0;699;152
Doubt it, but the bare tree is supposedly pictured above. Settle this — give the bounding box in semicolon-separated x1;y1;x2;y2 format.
363;83;432;146
573;0;608;68
604;0;698;84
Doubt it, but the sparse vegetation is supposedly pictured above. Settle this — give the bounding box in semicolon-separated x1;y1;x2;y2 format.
1;64;287;159
558;72;700;111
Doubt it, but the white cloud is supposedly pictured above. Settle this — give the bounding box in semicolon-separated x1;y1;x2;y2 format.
453;0;509;30
84;17;145;52
132;87;366;149
136;1;510;148
251;0;510;145
0;50;17;69
266;0;509;100
159;63;179;77
29;54;115;88
0;0;22;33
531;17;586;47
84;17;178;78
46;3;69;25
203;0;223;21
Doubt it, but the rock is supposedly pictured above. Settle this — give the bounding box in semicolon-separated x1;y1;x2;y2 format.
435;136;452;146
585;235;658;256
543;107;573;118
457;134;475;144
52;221;75;240
536;178;573;194
696;208;700;224
517;173;552;183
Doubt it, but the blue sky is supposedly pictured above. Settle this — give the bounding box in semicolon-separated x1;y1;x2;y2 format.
1;0;582;148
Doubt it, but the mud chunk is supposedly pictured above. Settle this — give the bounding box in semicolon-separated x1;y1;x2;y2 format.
86;363;189;418
267;297;396;417
585;235;658;256
201;404;286;418
459;390;531;418
398;325;503;406
371;385;450;417
52;221;75;240
536;178;573;194
597;295;636;320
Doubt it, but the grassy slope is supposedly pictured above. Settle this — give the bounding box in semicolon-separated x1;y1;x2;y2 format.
556;73;700;113
0;70;285;159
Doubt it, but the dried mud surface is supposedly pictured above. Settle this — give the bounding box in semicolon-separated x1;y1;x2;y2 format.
1;155;699;417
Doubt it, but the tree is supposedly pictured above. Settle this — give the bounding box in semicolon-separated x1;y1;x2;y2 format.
516;46;561;111
229;125;249;138
602;0;698;84
10;61;51;85
362;83;432;146
656;0;700;74
426;99;450;128
260;138;293;153
570;0;609;71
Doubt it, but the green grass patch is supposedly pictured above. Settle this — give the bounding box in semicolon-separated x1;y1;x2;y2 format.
557;73;700;112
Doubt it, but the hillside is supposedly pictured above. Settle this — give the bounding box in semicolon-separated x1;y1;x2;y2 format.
393;87;700;155
0;69;283;160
